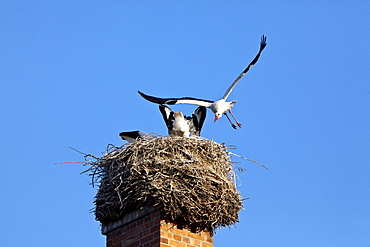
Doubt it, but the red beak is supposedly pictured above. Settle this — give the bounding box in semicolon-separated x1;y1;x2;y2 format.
214;116;219;122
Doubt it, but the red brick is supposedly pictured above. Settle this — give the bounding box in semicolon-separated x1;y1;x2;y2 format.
142;228;150;236
188;231;206;241
159;244;171;247
137;230;143;239
160;237;169;244
174;234;182;241
160;230;173;239
191;239;201;246
150;224;161;233
108;231;117;239
127;227;139;237
127;222;136;230
136;224;145;232
169;227;185;235
127;241;140;247
123;238;136;245
201;242;213;247
152;217;161;224
153;229;160;239
143;221;154;230
160;223;171;231
113;236;120;244
182;236;191;244
140;234;154;244
153;242;160;247
169;239;187;247
150;240;160;247
205;236;213;243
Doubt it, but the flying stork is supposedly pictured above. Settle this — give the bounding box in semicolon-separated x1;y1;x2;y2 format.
138;35;267;129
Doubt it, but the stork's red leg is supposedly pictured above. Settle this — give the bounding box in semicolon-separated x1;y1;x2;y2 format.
224;113;237;129
228;110;242;127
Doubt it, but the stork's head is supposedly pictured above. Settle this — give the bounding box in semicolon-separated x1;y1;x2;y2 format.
214;112;223;122
212;99;237;122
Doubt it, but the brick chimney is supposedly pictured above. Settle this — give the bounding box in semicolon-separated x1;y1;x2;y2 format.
102;205;213;247
91;137;241;247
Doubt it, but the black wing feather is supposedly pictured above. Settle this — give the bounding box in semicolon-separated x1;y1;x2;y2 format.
194;106;207;133
242;35;267;74
119;130;140;139
159;105;174;131
138;91;213;105
139;91;177;104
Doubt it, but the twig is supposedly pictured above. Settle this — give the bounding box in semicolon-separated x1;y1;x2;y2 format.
68;146;88;156
228;151;270;171
54;161;89;165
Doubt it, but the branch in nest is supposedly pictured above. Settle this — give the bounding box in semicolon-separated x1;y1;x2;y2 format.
228;151;270;171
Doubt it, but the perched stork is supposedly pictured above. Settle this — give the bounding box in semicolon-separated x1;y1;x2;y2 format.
119;130;152;143
159;105;207;137
138;35;267;129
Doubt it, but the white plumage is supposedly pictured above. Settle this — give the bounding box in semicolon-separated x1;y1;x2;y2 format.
159;105;207;137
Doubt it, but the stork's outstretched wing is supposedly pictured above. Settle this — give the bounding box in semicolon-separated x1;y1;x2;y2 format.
222;35;267;100
138;91;213;107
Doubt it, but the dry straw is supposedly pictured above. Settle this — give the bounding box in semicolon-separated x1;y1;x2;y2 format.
83;136;253;233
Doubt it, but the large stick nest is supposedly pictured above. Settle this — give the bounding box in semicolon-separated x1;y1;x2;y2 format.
85;136;243;233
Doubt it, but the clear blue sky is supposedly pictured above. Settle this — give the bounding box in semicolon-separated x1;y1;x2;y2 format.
1;1;369;246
